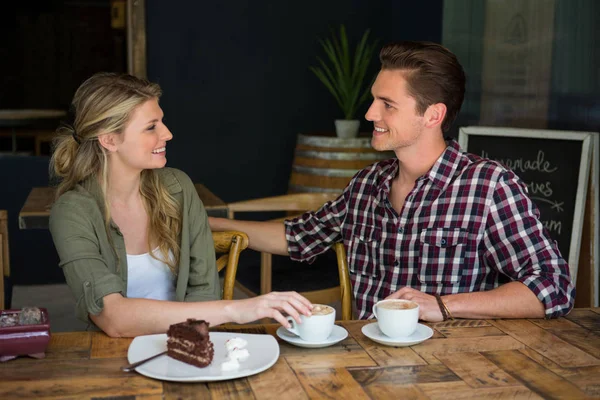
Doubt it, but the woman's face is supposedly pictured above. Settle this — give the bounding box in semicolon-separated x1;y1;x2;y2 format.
109;98;173;173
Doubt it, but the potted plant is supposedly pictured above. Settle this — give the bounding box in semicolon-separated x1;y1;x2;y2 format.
310;25;379;138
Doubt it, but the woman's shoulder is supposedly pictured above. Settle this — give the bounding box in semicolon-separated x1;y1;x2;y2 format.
51;185;98;214
156;167;195;193
49;185;103;232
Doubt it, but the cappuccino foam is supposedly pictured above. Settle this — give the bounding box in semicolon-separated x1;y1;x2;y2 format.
378;301;418;310
311;304;334;315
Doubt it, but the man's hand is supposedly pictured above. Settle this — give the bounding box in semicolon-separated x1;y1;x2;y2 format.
386;287;444;322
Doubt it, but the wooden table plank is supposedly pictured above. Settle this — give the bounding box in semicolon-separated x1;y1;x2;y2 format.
349;364;460;385
207;379;256;399
296;367;371;399
163;382;210;400
418;381;543;400
90;332;132;359
491;319;600;367
45;331;92;360
247;359;308;400
434;351;520;388
566;309;600;331
484;350;591;399
411;336;526;365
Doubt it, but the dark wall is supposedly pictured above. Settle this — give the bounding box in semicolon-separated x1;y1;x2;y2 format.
146;0;443;202
2;1;126;110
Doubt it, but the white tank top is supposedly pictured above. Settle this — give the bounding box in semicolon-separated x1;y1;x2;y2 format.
126;248;176;301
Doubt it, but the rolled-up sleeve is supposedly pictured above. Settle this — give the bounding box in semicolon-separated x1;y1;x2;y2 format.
49;201;125;323
483;171;575;318
284;192;348;263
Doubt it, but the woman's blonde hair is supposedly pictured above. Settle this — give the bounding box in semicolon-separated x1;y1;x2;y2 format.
50;72;182;273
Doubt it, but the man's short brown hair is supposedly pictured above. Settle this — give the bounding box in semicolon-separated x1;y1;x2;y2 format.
379;41;466;132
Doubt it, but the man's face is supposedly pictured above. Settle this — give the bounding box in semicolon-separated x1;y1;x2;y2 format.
365;69;426;152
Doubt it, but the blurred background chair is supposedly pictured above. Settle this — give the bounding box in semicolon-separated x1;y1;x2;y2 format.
227;193;353;320
0;210;8;309
212;230;249;301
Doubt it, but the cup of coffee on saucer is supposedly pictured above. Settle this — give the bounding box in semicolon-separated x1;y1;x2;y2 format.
372;299;419;338
286;304;335;342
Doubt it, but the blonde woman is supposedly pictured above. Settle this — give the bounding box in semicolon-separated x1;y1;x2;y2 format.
49;72;312;337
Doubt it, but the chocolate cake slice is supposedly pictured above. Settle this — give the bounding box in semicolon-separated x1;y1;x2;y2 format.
166;319;214;368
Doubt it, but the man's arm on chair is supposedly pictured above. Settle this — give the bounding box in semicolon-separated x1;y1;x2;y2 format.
209;217;288;256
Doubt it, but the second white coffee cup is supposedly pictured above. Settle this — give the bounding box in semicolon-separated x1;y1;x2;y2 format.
373;299;419;338
286;304;335;342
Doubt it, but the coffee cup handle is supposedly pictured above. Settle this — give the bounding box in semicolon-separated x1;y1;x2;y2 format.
285;316;301;336
372;304;378;319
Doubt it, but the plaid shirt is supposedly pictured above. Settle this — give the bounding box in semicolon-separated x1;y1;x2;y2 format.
285;139;574;320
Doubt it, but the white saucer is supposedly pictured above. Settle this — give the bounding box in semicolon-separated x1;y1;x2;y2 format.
361;322;433;347
276;325;348;348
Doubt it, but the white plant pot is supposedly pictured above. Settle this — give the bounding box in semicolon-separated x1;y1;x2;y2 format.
334;119;360;139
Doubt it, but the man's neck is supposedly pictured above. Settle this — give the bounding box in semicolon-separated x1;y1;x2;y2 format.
393;132;447;186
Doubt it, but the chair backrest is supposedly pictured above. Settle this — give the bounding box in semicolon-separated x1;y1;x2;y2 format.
212;231;249;300
0;210;8;310
228;193;354;320
333;242;352;320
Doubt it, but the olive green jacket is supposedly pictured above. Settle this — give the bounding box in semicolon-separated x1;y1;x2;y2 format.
49;168;220;326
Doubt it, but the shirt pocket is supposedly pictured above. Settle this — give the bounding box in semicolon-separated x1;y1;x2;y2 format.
418;228;467;285
348;225;382;277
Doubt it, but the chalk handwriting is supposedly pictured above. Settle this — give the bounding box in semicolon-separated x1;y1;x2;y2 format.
481;150;558;174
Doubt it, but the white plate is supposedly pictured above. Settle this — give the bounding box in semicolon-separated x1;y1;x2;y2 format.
276;325;348;348
361;322;433;347
127;332;279;382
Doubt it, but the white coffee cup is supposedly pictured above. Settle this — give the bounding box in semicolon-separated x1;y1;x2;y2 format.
373;299;419;338
286;304;335;342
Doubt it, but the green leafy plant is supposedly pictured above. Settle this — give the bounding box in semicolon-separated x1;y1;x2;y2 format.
310;25;379;120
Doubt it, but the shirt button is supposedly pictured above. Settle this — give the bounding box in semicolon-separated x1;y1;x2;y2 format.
441;238;447;246
84;281;91;287
398;227;404;233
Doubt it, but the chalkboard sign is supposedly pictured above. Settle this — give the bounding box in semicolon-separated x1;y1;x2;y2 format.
458;127;595;283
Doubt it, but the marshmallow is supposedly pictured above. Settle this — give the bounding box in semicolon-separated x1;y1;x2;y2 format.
221;337;250;371
225;337;248;352
220;358;240;371
228;348;250;362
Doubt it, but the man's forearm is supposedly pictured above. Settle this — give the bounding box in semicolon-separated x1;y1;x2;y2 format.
444;281;545;319
209;217;289;255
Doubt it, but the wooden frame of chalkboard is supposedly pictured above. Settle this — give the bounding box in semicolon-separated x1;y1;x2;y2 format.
459;127;599;306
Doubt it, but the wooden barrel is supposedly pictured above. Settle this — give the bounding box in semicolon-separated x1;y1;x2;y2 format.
289;134;394;193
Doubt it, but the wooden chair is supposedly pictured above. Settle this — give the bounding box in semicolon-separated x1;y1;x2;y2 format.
0;210;10;310
227;193;353;320
212;230;249;300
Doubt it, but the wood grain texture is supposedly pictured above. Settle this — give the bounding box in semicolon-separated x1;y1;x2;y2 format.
247;359;309;400
2;310;600;399
491;319;600;367
412;336;526;364
296;367;370;399
484;350;591;399
566;309;600;331
434;352;519;388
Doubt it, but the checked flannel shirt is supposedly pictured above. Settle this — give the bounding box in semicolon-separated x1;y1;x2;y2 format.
284;139;575;320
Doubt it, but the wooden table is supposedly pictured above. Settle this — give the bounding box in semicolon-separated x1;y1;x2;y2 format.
2;310;599;399
19;183;228;229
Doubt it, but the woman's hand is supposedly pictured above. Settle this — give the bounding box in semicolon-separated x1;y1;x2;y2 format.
225;291;313;327
386;287;444;322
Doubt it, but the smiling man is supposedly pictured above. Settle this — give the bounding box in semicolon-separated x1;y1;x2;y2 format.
210;41;574;322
